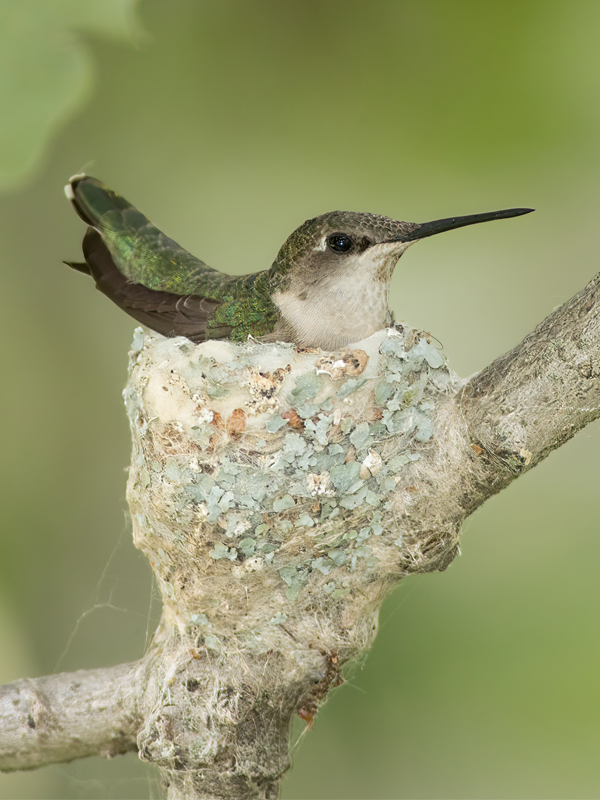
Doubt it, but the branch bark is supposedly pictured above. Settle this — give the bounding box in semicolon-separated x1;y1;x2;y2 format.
1;272;599;798
461;270;600;509
0;662;141;772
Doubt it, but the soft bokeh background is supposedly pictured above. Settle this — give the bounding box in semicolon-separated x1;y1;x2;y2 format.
1;1;599;797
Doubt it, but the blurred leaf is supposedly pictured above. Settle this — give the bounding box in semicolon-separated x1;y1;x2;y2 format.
36;0;142;40
0;0;141;192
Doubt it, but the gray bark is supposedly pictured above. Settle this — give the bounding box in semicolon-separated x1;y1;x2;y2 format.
1;271;599;799
0;663;140;771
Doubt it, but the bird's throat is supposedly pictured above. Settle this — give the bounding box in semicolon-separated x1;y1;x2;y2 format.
272;260;400;350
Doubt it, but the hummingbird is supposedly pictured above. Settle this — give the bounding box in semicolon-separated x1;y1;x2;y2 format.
65;175;533;350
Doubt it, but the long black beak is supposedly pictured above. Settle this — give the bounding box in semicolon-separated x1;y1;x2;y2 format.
404;207;534;242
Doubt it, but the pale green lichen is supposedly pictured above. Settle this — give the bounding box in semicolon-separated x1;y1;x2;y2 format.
329;462;361;493
311;558;331;575
409;338;446;369
266;415;289;432
328;549;346;566
239;537;257;557
337;378;367;398
273;495;295;512
295;514;315;528
304;414;334;445
209;542;237;561
349;422;373;450
291;373;324;404
189;613;210;627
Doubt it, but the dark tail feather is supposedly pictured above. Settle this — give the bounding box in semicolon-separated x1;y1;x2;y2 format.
74;229;231;343
64;261;91;275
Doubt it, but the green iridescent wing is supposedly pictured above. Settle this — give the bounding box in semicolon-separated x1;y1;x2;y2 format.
67;175;227;296
65;175;281;343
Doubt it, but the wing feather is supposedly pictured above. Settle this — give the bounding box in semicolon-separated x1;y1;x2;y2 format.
70;229;232;343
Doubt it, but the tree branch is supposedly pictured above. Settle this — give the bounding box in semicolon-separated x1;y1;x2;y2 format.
1;272;599;798
460;270;600;512
0;662;141;772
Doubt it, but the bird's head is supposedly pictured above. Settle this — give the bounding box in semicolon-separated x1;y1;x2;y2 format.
270;206;533;350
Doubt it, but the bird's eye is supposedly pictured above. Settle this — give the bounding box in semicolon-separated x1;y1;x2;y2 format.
327;233;354;253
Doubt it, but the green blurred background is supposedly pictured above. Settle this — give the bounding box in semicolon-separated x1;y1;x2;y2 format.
1;1;599;797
